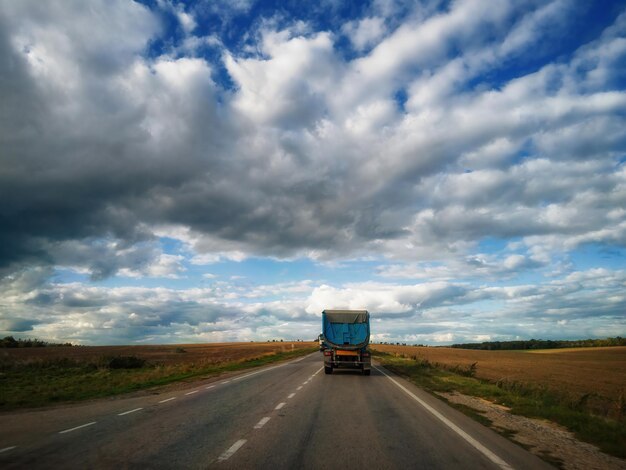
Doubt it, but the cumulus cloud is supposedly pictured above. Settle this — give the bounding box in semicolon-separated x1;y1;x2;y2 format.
0;0;624;343
161;0;197;34
2;1;625;269
1;267;622;344
343;17;387;51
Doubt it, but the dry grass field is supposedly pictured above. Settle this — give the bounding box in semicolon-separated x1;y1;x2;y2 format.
372;344;626;416
0;342;317;410
0;341;315;367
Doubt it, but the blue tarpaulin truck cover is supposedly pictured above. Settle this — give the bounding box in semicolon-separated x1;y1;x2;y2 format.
322;309;370;350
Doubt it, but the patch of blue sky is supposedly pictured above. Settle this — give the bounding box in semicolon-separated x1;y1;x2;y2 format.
497;270;547;287
569;244;626;271
446;299;502;318
159;236;186;254
141;0;365;48
137;0;626;96
476;236;512;254
136;0;427;86
135;1;233;90
394;88;408;113
508;139;535;166
52;268;90;284
97;276;186;289
185;256;382;286
462;3;624;94
138;1;187;56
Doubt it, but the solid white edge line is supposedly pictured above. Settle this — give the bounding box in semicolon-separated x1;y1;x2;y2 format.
374;366;514;470
185;390;199;395
287;393;296;399
0;446;16;453
59;421;97;434
118;407;143;416
217;439;246;461
220;380;231;385
254;417;271;429
206;385;215;389
158;397;177;403
275;402;286;410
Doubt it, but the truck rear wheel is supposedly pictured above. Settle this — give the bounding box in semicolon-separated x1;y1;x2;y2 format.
324;366;333;374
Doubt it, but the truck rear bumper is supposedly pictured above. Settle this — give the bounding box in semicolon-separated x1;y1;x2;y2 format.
324;357;371;370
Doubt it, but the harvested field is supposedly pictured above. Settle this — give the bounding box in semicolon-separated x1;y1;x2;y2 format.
372;345;626;419
373;345;626;461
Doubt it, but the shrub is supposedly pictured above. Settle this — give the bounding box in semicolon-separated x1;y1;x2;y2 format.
107;356;146;369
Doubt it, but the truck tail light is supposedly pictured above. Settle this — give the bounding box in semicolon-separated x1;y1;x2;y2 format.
362;351;370;357
323;350;333;356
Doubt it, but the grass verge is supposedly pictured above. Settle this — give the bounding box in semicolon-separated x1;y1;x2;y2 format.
373;350;626;460
0;347;317;410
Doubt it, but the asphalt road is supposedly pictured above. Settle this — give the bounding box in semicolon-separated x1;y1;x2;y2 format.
0;352;554;469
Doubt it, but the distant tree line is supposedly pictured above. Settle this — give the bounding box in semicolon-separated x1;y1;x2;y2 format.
0;336;73;348
450;337;625;350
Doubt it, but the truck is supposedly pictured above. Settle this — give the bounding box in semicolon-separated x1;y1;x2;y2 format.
321;309;371;375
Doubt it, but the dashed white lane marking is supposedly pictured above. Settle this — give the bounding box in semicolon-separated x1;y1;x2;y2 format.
233;373;253;381
213;352;315;387
254;417;271;429
375;366;514;470
287;393;296;399
5;353;315;454
218;439;246;461
297;386;303;390
118;407;143;416
275;402;286;410
59;421;97;434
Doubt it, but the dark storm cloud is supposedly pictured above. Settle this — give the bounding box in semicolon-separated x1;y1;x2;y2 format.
0;4;353;274
0;4;225;275
0;318;36;332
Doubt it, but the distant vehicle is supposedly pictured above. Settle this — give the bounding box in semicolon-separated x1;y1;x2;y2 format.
321;309;371;375
318;333;325;351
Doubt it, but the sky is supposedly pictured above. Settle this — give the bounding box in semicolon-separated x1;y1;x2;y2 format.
0;0;625;345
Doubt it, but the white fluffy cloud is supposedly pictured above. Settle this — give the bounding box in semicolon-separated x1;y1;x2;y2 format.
343;17;387;51
0;1;625;343
1;266;622;344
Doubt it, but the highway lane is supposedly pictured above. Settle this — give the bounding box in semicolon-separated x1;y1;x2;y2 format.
0;353;553;469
